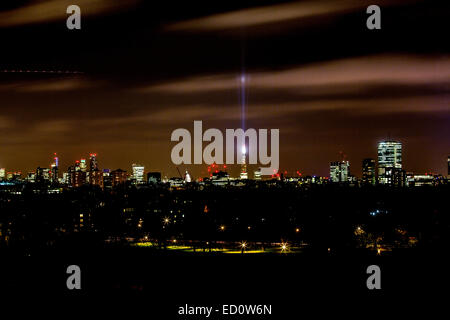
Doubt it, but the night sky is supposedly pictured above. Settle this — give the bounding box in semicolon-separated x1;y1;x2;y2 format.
0;0;449;178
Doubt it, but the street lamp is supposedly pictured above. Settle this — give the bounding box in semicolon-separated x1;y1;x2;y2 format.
240;241;247;253
280;242;289;253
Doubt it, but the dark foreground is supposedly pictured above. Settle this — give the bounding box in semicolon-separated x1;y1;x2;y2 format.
1;247;448;317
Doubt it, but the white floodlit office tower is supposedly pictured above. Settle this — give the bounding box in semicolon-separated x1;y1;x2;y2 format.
378;141;402;185
330;161;350;183
132;164;145;184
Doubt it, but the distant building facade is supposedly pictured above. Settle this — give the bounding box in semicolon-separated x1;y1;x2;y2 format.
36;167;50;183
102;169;113;189
72;171;86;187
111;169;127;187
80;159;87;172
330;161;350;183
88;153;102;187
407;174;435;187
378;141;402;185
132;164;145;184
362;158;376;185
147;172;161;184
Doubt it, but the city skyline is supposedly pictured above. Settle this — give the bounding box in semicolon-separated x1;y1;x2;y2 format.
1;141;448;181
1;0;449;179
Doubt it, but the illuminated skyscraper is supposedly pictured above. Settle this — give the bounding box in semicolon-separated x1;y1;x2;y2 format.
239;145;248;179
74;160;81;172
51;153;59;183
362;158;376;185
62;172;70;184
72;171;86;187
36;167;50;182
89;169;102;186
67;166;74;185
132;164;145;184
0;168;5;180
378;141;402;185
330;161;350;183
70;159;86;187
88;153;102;186
80;159;87;172
89;153;98;171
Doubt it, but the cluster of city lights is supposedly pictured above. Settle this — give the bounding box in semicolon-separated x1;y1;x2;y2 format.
206;163;227;177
